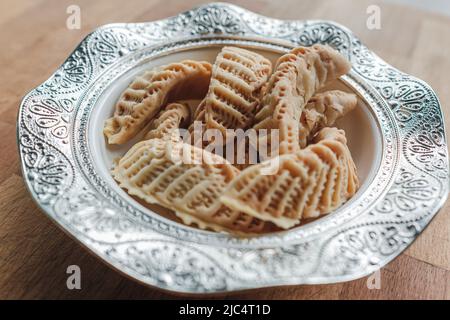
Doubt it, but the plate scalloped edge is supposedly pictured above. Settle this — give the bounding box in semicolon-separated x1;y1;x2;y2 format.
17;2;449;294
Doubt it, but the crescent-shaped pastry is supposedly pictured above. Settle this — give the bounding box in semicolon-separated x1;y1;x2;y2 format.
112;138;268;234
299;90;357;147
220;127;359;229
253;44;351;155
104;60;212;144
208;90;356;169
142;102;190;141
195;46;272;134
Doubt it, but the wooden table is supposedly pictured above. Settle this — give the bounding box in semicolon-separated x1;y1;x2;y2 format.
1;0;449;299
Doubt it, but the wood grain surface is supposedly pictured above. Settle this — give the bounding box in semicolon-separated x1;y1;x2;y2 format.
0;0;449;299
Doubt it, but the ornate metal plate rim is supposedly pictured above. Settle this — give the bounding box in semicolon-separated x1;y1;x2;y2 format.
17;2;449;294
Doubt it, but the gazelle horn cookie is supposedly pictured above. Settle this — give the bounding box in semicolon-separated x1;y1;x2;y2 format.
230;90;357;169
143;102;190;141
299;90;357;147
191;90;356;169
238;90;357;168
196;46;272;134
253;44;351;155
220;127;359;229
104;60;212;144
112;138;268;234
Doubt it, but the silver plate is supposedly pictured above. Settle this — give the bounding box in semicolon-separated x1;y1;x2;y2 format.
18;3;449;294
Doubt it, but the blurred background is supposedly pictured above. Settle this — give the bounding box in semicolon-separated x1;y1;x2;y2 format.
385;0;450;16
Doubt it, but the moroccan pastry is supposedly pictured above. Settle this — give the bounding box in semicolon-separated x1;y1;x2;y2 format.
143;102;190;141
220;127;359;229
299;90;357;147
197;90;356;168
196;46;272;135
188;46;272;160
109;46;359;235
232;90;357;168
253;44;351;156
112;138;268;234
189;102;259;169
104;60;212;144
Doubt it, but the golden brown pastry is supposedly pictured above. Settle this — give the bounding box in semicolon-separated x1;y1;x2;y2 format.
299;90;357;147
142;102;190;141
112;138;268;235
253;45;351;156
195;46;272;135
208;90;357;169
109;46;359;236
104;60;212;144
220;127;359;229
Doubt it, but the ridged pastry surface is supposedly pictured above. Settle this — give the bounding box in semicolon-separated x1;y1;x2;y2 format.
104;60;212;144
221;127;359;228
253;44;351;156
112;138;269;234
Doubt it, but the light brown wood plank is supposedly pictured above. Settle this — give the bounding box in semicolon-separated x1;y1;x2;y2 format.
339;255;448;299
405;208;450;271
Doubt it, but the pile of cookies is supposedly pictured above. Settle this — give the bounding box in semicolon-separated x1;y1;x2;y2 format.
104;44;359;235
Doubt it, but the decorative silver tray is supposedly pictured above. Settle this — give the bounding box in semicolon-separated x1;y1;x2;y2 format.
18;3;449;294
